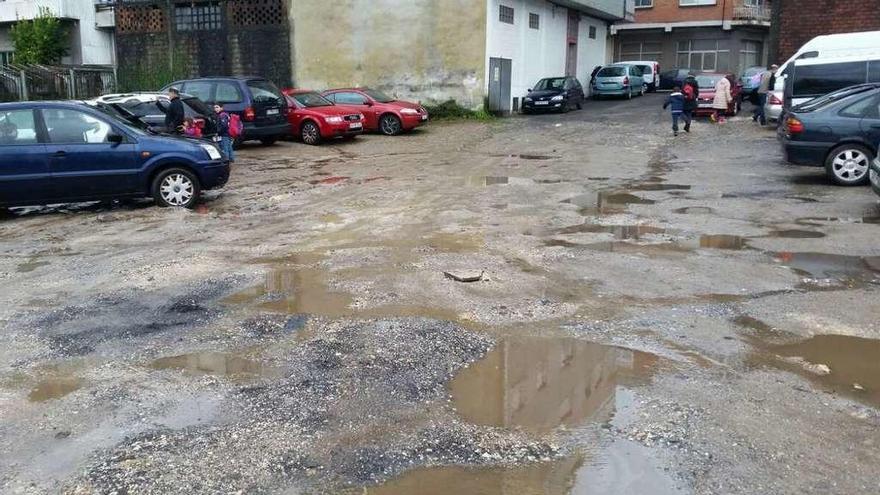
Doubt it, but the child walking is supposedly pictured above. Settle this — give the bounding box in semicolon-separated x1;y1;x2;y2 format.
213;104;235;163
662;84;690;136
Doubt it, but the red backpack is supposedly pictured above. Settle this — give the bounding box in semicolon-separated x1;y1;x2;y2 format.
228;113;243;139
683;84;696;101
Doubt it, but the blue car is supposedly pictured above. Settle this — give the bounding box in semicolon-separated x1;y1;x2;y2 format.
0;101;229;209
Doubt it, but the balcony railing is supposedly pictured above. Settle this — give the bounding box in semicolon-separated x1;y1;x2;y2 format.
733;2;771;22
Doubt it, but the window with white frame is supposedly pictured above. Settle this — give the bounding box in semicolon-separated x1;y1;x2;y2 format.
680;0;716;5
174;1;222;32
634;0;653;7
499;5;514;24
619;42;662;61
529;13;539;29
740;40;763;69
677;40;730;71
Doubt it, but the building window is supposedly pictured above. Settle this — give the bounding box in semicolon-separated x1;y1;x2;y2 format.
0;52;13;66
677;40;730;71
740;40;763;69
619;42;662;61
589;25;597;39
529;13;539;29
634;0;653;7
175;2;222;32
499;5;514;24
680;0;716;5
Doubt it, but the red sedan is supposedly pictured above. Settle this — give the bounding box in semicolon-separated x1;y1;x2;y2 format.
693;73;743;117
282;89;365;145
321;88;429;135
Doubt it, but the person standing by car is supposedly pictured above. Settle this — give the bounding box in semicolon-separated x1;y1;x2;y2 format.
710;76;733;123
213;103;235;163
753;64;778;126
165;87;185;134
662;85;689;136
682;75;699;130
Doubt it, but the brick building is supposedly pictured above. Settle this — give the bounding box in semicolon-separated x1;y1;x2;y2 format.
770;0;880;63
612;0;772;76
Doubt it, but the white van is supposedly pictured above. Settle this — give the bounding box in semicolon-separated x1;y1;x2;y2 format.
617;60;660;92
785;53;880;109
765;30;880;121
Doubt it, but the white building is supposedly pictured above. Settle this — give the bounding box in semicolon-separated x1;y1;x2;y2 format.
0;0;116;66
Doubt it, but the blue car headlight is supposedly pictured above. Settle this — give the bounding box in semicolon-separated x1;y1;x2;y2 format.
201;144;222;161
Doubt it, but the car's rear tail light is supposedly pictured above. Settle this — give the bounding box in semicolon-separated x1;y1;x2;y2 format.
244;106;256;121
768;93;783;105
623;77;629;86
785;116;804;134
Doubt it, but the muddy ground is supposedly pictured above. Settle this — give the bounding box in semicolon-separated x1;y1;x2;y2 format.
1;93;878;494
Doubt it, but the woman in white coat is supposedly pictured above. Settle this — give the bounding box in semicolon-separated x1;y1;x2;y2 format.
710;75;732;123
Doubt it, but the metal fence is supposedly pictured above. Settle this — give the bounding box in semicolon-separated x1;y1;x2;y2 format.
0;64;117;102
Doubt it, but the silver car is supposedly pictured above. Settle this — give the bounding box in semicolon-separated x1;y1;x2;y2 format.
592;64;646;99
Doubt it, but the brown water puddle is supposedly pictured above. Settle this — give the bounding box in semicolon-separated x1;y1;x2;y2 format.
672;206;713;215
544;234;748;255
450;336;657;434
629;184;692;192
699;235;747;250
562;192;655;216
17;260;51;273
767;230;826;239
150;352;282;382
28;377;83;402
466;176;571;186
754;335;880;407
796;216;880;226
775;252;880;287
555;224;671;239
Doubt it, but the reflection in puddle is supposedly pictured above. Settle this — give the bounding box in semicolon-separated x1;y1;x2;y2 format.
757;335;880;407
17;260;51;273
699;235;747;250
629;183;692;192
451;336;657;434
796;216;880;226
544;235;747;254
465;176;569;187
672;206;713;215
775;252;880;286
564;192;656;216
28;377;82;402
556;223;670;239
150;352;282;381
767;230;826;239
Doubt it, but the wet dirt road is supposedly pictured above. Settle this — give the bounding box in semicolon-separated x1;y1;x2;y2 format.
1;94;879;494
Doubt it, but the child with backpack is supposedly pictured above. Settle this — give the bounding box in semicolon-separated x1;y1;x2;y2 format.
214;104;241;163
182;117;202;138
662;84;690;136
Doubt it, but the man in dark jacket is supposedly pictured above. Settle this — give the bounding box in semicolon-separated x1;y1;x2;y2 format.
165;87;185;133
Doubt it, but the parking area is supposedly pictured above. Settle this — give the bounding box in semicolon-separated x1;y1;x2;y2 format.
1;93;879;494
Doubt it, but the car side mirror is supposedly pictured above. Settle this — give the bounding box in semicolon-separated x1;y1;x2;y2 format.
365;100;374;106
108;133;124;144
527;89;532;92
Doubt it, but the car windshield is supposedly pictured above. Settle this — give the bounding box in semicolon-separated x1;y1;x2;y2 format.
742;67;764;78
247;80;284;105
293;92;333;107
637;65;651;74
597;67;626;77
696;75;722;88
362;89;395;103
794;85;877;112
534;78;566;90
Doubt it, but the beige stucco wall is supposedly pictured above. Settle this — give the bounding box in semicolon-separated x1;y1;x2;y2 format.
289;0;487;108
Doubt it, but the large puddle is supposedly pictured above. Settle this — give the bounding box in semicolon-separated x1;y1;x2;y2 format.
562;192;655;216
28;377;83;402
775;252;880;287
450;336;657;434
150;352;282;382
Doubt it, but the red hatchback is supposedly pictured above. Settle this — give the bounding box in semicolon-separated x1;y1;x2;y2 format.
283;89;365;145
693;73;743;117
321;88;429;135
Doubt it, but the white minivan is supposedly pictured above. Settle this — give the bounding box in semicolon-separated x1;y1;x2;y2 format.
784;53;880;110
617;60;660;92
765;30;880;122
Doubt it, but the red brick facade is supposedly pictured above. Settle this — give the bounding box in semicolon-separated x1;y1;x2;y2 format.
773;0;880;62
633;0;734;23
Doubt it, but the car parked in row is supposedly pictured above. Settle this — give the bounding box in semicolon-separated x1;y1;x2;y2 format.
592;64;646;100
782;53;880;118
693;73;742;117
91;92;218;138
659;69;694;91
161;76;289;145
618;60;660;92
0;101;229;209
283;89;365;145
781;83;880;186
321;88;428;135
522;76;585;113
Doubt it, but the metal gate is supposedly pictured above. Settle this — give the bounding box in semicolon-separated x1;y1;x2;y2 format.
488;57;512;114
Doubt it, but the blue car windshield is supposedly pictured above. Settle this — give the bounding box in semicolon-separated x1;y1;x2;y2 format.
794;85;876;112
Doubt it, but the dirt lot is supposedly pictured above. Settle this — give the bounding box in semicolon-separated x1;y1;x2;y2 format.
1;94;879;494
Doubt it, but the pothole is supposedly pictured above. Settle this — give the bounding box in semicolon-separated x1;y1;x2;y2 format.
774;252;880;288
150;352;283;381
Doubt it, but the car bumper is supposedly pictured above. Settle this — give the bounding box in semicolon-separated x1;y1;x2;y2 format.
243;122;290;140
401;113;429;129
780;138;830;167
592;88;628;96
870;158;880;197
199;160;231;190
523;100;565;111
765;103;783;122
323;121;364;138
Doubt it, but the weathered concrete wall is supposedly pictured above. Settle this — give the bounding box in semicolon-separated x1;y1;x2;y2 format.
289;0;487;108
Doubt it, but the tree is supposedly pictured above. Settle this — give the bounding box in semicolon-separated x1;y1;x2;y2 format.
10;7;68;65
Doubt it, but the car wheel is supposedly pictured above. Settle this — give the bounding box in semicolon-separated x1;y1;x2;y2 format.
825;144;872;186
301;121;322;145
260;138;277;146
576;100;583;110
379;114;402;136
152;168;200;208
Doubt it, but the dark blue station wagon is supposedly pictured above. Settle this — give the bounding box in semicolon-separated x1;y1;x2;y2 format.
0;101;230;209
